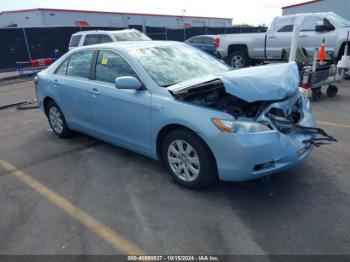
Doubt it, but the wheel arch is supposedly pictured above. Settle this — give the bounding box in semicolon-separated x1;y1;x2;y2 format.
337;41;349;61
156;124;218;171
227;44;250;67
228;44;249;57
43;96;55;116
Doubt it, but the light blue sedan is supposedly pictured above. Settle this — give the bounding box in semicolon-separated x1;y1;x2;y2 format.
36;41;317;189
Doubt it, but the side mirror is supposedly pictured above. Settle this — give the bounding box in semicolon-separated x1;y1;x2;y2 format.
115;76;142;90
315;24;335;32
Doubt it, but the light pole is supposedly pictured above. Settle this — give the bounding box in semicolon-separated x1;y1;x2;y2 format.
23;16;33;60
181;9;186;41
126;16;131;28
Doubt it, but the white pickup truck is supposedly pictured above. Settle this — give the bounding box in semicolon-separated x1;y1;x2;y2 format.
215;12;350;69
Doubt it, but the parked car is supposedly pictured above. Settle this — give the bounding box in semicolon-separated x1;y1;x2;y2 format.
215;12;350;69
68;29;151;50
185;35;217;55
36;41;317;189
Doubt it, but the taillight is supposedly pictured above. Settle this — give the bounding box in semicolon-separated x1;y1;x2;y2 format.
214;38;220;48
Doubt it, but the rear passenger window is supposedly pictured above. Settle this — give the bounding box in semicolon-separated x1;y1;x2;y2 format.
95;50;138;83
191;37;203;44
69;35;82;47
66;51;94;79
84;34;100;46
203;37;214;45
301;16;331;31
55;59;69;75
100;35;113;43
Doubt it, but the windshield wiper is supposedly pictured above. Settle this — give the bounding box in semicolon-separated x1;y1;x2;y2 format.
161;82;181;88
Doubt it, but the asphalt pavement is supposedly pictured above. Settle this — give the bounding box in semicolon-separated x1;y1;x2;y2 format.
0;80;349;255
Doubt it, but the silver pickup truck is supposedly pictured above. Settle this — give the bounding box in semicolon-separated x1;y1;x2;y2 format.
215;12;350;69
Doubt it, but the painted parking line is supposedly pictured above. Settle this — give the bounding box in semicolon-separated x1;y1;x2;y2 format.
317;121;350;129
0;159;146;255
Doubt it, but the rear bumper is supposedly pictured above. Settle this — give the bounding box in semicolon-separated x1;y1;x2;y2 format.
215;51;224;61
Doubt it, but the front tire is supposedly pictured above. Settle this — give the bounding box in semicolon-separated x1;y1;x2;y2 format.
161;129;217;189
46;100;72;138
228;51;249;69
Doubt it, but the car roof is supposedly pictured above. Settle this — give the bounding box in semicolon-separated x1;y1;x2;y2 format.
190;35;216;38
279;12;335;19
72;40;183;52
72;28;140;36
104;40;181;50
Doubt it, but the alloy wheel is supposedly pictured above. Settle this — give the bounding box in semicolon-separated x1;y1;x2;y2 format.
167;140;200;182
49;106;64;134
231;55;245;69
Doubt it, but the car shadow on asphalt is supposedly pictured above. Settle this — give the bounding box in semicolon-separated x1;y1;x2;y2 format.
57;132;349;254
201;162;350;254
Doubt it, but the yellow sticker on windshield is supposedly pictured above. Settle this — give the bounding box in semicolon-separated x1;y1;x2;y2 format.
101;57;108;65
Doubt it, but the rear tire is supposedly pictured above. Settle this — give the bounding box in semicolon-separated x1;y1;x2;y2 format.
327;85;338;97
228;51;250;69
161;129;217;189
344;69;350;80
46;100;72;138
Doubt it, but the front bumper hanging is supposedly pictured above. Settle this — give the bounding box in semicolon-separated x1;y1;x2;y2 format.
267;113;337;147
295;125;338;147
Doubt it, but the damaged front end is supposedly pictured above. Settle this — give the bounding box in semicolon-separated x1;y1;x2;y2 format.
166;62;338;181
168;62;336;169
258;91;337;147
170;79;266;120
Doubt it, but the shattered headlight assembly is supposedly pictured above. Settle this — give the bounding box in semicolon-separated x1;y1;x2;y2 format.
212;118;271;134
298;87;309;99
298;88;311;110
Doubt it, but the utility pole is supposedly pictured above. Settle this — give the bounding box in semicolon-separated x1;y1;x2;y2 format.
22;28;32;61
181;9;186;41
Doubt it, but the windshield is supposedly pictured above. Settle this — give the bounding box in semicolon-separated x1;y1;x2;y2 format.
326;13;350;28
129;45;230;87
114;31;151;41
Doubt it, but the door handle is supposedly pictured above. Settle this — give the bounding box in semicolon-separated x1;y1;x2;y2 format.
53;79;60;86
268;35;277;39
89;88;100;95
152;104;164;109
299;34;308;38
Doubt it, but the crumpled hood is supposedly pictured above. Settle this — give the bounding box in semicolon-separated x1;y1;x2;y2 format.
168;62;299;103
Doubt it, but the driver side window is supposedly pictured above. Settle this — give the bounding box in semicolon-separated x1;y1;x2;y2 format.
94;50;138;84
301;16;335;31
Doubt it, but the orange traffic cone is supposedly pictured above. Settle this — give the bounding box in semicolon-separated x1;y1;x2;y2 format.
318;40;326;62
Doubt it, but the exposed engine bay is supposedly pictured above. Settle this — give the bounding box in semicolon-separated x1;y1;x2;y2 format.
170;79;265;119
170;78;337;147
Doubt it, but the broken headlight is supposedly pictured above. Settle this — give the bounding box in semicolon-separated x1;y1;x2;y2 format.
298;88;311;110
212;118;271;133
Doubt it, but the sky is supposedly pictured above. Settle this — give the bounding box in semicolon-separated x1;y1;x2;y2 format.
0;0;304;25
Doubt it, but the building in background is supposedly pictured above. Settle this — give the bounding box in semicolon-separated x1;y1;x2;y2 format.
282;0;350;20
0;8;232;29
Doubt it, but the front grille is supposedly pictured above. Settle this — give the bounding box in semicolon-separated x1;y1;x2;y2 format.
253;161;275;171
267;98;303;134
